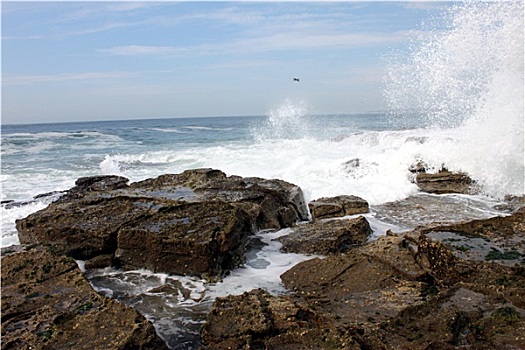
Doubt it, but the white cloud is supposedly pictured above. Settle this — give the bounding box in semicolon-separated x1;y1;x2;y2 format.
98;45;186;56
4;71;134;85
98;29;412;59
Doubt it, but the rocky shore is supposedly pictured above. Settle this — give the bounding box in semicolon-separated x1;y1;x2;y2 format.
2;168;524;349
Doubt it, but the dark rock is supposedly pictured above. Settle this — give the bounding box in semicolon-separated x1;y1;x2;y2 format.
276;216;372;255
420;207;525;267
115;201;251;279
342;158;360;171
408;159;427;173
415;170;475;194
33;191;65;200
1;245;167;350
16;169;308;280
199;288;354;350
274;211;525;349
71;175;129;194
308;195;369;220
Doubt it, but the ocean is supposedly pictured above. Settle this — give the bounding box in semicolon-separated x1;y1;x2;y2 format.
1;2;523;349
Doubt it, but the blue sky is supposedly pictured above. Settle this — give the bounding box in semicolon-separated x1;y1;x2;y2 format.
2;1;448;124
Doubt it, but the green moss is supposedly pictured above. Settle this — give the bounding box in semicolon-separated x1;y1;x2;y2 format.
455;245;470;252
76;302;93;312
485;248;522;261
37;329;54;340
491;307;520;324
496;276;517;286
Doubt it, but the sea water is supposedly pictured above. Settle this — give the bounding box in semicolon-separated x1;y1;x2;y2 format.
1;1;523;349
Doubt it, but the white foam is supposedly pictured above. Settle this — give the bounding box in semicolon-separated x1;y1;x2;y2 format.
99;155;123;175
385;1;524;199
1;201;51;247
207;229;319;298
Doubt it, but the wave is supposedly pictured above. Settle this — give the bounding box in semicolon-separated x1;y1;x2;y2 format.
384;1;524;199
148;127;188;134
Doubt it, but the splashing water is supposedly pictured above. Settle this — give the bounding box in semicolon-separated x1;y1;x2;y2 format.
255;98;311;140
384;1;524;198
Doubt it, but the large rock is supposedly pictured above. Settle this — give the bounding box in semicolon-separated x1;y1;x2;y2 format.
275;216;372;255
275;210;525;349
415;170;475;194
199;288;354;350
200;217;525;348
1;245;167;350
308;195;369;220
16;169;308;280
420;207;525;267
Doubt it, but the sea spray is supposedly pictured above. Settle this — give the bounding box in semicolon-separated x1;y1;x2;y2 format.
254;98;311;140
384;1;524;198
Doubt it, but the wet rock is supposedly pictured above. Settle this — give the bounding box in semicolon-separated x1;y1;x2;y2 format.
16;169;308;280
278;235;432;343
115;201;251;279
1;245;167;350
408;159;427;173
70;175;129;194
308;195;369;220
494;195;525;212
274;224;525;349
341;157;360;171
374;194;505;228
421;207;525;266
415;170;475;194
275;216;372;255
199;288;354;350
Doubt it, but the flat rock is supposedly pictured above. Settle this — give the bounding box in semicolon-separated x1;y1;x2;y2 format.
16;169;308;280
415;170;475;194
1;245;167;350
199;288;356;350
308;195;369;220
421;207;525;267
275;216;372;255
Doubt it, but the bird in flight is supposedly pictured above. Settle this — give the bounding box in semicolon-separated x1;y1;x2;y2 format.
293;77;300;82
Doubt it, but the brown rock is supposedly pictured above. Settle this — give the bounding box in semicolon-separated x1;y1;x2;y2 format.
115;201;251;279
415;170;475;194
308;195;369;220
16;169;308;280
275;216;372;255
280;234;430;318
199;288;354;350
198;207;525;349
1;245;167;350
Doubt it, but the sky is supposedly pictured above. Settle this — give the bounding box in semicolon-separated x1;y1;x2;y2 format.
2;1;449;124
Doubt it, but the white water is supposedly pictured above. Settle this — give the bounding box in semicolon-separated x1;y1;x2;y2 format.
385;0;524;198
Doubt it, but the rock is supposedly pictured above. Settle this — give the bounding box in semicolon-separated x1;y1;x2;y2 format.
341;158;360;171
275;216;372;255
420;207;525;267
408;159;427;173
115;201;251;279
280;234;431;327
71;175;129;194
308;195;369;220
415;170;475;194
16;169;308;280
494;195;525;212
199;288;354;350
1;245;168;350
275;215;525;349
